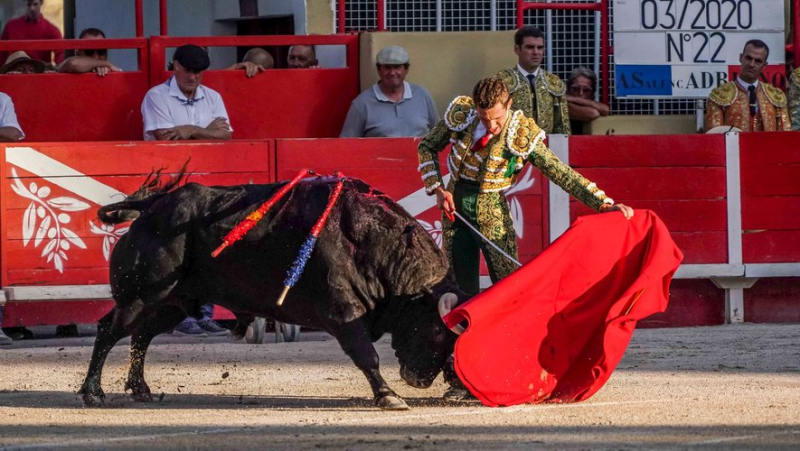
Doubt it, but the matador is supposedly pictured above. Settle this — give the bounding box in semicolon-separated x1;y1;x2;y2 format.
417;77;631;297
704;80;790;132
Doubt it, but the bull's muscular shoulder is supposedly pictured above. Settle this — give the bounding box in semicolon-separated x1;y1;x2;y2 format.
443;95;477;132
708;82;737;107
542;71;566;96
762;82;787;108
497;68;524;94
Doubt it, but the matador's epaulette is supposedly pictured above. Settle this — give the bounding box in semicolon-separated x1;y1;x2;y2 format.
543;71;566;97
707;82;737;107
497;68;523;94
762;83;787;108
443;95;477;132
506;110;545;161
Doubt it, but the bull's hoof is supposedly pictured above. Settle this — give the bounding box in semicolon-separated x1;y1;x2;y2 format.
130;392;153;402
81;394;105;407
125;380;152;402
376;395;410;411
78;385;106;407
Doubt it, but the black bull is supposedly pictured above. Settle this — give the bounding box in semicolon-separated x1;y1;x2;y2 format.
79;175;468;410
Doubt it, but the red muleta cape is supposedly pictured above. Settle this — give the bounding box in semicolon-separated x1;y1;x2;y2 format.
443;209;683;407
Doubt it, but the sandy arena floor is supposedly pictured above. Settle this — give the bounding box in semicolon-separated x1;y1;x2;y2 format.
0;323;799;450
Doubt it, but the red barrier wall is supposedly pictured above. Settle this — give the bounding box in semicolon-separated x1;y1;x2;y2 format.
1;133;797;328
0;141;273;326
0;73;148;142
569;134;728;264
1;141;274;287
197;68;357;139
740;132;800;323
740;132;800;263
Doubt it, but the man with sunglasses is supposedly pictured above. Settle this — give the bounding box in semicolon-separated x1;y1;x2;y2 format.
566;67;609;135
58;28;121;76
496;26;571;135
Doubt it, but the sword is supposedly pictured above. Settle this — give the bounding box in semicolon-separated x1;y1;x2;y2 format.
451;210;522;268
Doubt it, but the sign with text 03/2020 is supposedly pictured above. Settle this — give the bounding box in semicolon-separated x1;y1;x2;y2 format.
613;0;785;98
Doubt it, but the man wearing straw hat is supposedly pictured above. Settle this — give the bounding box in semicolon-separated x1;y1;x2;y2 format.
0;51;45;74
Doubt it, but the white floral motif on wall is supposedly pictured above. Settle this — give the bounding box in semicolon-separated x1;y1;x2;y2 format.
89;222;129;261
10;168;89;273
418;219;443;248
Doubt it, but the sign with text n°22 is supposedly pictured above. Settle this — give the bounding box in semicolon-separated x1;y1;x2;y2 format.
613;0;785;98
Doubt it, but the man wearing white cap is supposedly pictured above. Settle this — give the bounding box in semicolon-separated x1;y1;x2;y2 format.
340;45;439;138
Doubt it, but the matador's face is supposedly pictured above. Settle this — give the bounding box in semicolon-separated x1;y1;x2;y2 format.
477;101;511;136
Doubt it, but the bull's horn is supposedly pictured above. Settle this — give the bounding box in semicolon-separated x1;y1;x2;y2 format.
438;293;465;335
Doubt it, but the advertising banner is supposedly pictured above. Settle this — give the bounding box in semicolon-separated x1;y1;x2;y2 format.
613;0;785;98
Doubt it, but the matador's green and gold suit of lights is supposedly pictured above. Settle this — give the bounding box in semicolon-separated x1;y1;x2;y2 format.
417;95;614;295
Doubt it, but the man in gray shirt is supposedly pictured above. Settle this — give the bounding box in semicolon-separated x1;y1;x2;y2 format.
340;45;439;137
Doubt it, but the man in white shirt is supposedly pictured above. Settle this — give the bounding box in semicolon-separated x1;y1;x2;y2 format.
140;45;232;337
141;44;232;141
0;92;23;142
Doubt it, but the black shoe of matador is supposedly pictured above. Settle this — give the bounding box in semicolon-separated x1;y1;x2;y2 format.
442;355;479;402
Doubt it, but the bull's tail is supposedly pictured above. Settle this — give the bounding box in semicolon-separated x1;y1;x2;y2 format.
97;161;190;224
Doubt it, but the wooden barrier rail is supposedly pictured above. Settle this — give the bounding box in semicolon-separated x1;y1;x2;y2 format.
1;133;797;329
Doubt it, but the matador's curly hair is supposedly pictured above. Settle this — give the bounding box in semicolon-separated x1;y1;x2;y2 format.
472;77;510;109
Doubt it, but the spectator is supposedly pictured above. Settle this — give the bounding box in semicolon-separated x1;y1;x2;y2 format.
0;51;45;74
141;44;232;142
566;67;609;135
287;44;318;69
227;47;273;78
140;45;230;336
57;28;121;76
496;26;570;135
785;67;800;130
0;91;24;142
704;40;789;132
0;0;63;66
340;45;438;137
